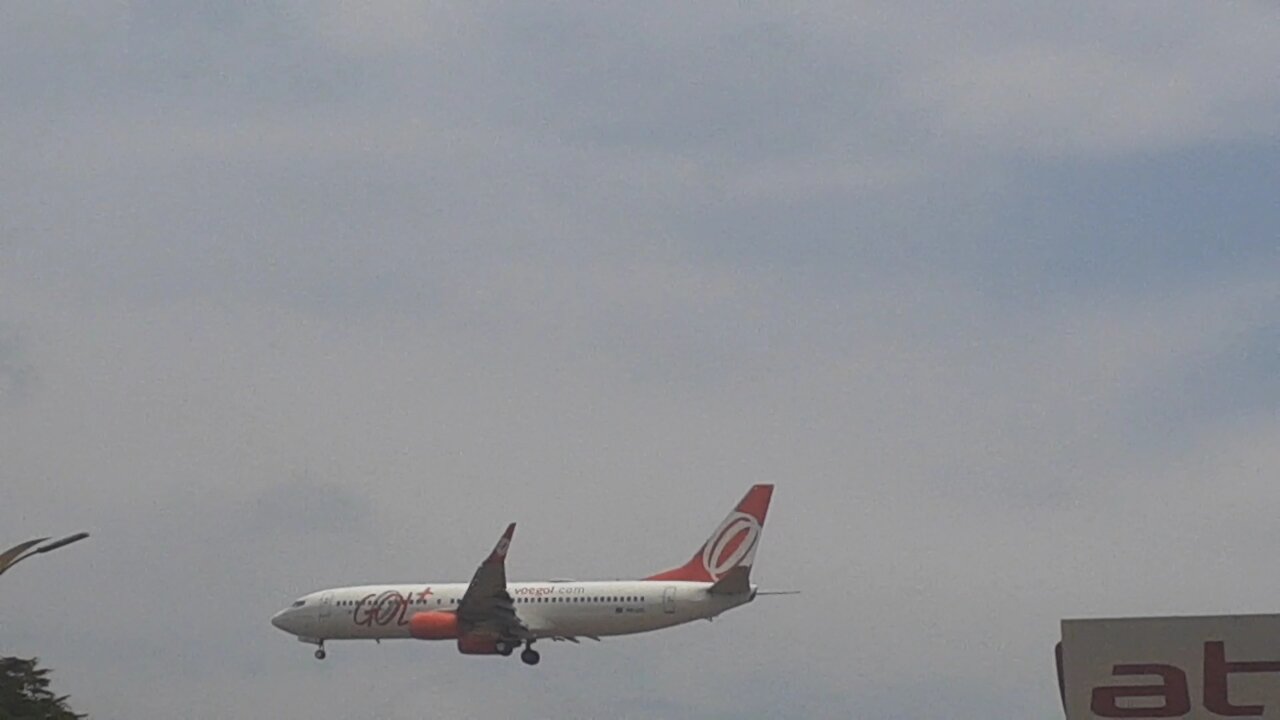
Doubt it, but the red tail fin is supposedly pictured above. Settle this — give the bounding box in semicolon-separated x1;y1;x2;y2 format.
645;484;774;582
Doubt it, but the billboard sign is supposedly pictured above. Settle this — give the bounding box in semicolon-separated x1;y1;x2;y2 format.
1058;615;1280;719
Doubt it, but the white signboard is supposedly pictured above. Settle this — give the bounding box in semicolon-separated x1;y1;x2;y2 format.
1059;615;1280;719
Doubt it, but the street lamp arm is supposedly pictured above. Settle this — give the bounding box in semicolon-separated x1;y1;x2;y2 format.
0;533;89;577
0;538;50;575
34;532;90;554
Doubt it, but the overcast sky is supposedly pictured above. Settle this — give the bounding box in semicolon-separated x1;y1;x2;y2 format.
1;2;1278;719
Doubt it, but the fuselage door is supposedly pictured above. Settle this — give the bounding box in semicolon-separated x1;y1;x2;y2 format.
319;592;333;620
663;586;676;614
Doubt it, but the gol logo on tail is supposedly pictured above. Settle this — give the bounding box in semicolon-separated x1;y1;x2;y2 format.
702;512;760;579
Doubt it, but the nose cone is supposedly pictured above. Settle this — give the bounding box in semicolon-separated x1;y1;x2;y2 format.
271;609;294;634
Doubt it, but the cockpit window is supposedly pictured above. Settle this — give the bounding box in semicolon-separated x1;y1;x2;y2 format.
291;600;306;608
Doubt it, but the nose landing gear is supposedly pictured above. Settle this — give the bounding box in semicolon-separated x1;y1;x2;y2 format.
301;638;326;660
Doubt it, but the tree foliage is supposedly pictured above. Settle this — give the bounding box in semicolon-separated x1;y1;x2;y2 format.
0;656;84;720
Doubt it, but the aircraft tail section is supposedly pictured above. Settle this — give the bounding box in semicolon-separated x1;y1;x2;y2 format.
645;484;773;583
708;566;751;595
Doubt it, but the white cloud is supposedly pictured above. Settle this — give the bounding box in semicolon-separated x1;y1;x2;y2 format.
893;2;1280;157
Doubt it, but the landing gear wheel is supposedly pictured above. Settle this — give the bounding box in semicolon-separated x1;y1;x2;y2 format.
520;648;541;666
495;641;514;657
314;648;327;660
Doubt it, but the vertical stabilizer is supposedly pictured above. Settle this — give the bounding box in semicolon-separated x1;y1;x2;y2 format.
645;484;773;583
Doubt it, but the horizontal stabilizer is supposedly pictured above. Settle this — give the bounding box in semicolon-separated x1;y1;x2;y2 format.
708;566;751;595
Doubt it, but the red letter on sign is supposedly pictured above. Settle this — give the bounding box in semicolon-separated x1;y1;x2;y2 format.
1203;640;1280;716
1091;664;1191;718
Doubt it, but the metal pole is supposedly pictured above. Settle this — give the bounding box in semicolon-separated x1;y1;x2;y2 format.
0;533;89;577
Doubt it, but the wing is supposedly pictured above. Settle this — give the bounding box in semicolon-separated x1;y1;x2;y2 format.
456;523;529;640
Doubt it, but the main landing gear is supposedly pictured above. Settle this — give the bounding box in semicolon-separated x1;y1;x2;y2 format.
520;642;540;666
494;640;515;657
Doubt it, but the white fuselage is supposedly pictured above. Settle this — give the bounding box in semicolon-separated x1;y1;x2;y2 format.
272;580;755;643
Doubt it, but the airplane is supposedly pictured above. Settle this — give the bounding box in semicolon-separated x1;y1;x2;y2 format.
271;484;786;666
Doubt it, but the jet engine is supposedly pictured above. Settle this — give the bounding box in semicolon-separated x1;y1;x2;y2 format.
456;633;501;655
408;611;459;640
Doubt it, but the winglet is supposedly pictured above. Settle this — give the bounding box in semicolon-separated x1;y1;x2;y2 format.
486;523;516;564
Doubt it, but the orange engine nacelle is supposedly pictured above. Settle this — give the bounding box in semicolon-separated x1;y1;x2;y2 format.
456;633;500;655
408;611;459;640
